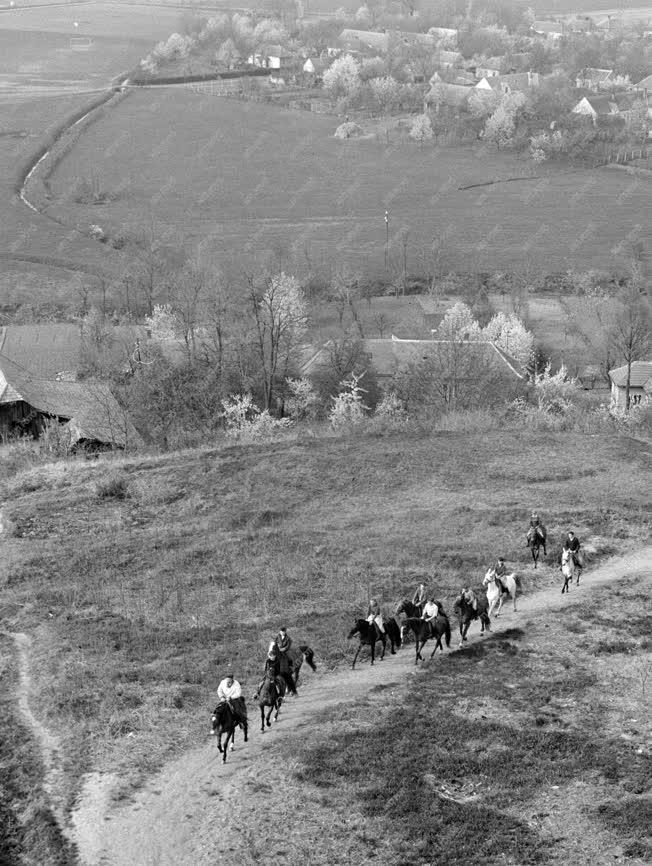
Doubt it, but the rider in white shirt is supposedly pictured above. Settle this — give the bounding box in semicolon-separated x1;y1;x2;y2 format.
421;598;439;622
217;674;242;703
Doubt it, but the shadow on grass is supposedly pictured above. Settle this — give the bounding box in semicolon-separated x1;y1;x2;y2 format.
290;622;649;865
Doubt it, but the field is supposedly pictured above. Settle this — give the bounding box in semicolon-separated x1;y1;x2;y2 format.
0;428;650;861
0;2;185;306
43;88;652;279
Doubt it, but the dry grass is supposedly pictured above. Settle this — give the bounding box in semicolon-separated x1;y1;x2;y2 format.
203;580;652;865
0;429;650;817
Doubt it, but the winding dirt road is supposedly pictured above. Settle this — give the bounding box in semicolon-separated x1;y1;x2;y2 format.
62;545;651;866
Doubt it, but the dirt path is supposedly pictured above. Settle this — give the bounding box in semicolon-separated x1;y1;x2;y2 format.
9;632;69;833
68;545;652;866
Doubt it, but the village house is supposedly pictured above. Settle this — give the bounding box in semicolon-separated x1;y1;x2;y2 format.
572;92;642;125
428;26;458;47
0;355;137;448
336;28;389;55
635;74;652;97
575;68;631;91
0;323;149;448
247;44;296;70
531;20;564;42
435;49;464;70
609;361;652;408
426;79;472;112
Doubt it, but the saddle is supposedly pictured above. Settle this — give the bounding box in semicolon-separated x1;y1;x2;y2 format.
495;576;507;595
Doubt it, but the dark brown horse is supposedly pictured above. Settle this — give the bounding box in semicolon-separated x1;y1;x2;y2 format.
395;599;424;620
527;525;547;568
210;700;248;763
453;592;491;645
348;618;401;669
400;613;451;664
284;644;317;687
254;669;286;732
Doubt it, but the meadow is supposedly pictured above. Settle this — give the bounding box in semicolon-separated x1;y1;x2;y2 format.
44;88;652;279
0;2;183;307
0;427;649;857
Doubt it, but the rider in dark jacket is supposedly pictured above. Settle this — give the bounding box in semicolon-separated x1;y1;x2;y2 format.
563;531;583;570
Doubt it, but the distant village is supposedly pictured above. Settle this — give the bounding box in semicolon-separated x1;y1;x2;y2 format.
136;5;652;157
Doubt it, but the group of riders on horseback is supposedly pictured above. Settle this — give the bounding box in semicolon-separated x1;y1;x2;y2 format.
213;512;585;755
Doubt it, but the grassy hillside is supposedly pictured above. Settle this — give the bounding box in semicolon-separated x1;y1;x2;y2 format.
45;88;652;278
0;429;649;806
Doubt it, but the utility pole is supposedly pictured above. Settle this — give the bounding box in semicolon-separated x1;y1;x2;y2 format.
384;210;389;272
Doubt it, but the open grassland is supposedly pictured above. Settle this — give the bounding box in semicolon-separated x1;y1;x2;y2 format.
0;429;649;835
226;579;651;865
44;88;652;277
0;92;121;287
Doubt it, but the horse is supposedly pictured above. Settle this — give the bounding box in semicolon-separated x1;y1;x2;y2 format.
348;617;401;669
210;700;248;763
400;612;451;664
253;669;286;732
452;592;491;646
526;525;547;568
561;547;581;594
395;599;424;620
284;644;317;687
482;569;521;617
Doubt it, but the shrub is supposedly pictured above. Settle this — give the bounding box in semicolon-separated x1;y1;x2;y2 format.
329;373;369;429
96;474;130;500
285;378;319;421
221;394;293;442
334;121;363;139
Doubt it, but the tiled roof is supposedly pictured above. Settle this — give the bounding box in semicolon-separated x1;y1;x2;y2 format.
0;349;138;447
17;379;136;447
0;324;82;378
609;361;652;388
635;74;652;89
363;336;524;378
338;29;389;52
0;324;145;378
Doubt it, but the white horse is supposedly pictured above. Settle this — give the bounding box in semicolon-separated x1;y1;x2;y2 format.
561;548;581;594
482;569;520;617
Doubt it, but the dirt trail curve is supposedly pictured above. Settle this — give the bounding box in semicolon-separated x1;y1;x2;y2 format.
65;545;650;864
8;632;69;831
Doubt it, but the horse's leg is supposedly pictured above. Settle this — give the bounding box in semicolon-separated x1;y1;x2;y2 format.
217;733;223;754
414;639;421;664
352;645;361;670
260;705;266;733
242;719;248;743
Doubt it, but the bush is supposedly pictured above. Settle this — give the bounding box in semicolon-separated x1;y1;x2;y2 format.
334;121;363;139
96;474;130;500
221;394;293;442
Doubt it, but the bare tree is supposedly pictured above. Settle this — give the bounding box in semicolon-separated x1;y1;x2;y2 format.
609;288;651;410
248;271;308;411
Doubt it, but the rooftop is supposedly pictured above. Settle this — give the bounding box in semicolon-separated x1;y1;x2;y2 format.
609;361;652;388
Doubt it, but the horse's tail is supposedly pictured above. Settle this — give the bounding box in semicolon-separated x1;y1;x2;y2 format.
514;573;522;589
299;645;317;671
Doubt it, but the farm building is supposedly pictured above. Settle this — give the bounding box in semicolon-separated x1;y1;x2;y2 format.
0;356;137;449
336;29;389;54
301;336;524;408
426;81;472;111
572;93;641;125
531;20;564;41
609;361;652;408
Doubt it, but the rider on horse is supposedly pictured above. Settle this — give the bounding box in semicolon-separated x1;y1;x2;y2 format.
527;512;546;543
421;597;439;636
267;633;298;696
461;587;478;611
563;531;583;573
492;557;508;592
367;599;386;636
216;672;247;726
412;583;427;608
